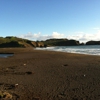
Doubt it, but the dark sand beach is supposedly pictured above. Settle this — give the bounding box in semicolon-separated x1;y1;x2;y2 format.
0;48;100;100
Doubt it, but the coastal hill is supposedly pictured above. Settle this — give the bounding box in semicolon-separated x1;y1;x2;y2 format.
0;36;99;48
0;36;81;48
86;40;100;45
0;36;44;48
42;38;80;46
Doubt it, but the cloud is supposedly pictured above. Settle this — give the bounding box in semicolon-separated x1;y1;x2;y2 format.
67;30;100;43
19;32;41;40
18;32;65;41
93;27;100;30
52;32;64;38
18;30;100;43
74;31;84;34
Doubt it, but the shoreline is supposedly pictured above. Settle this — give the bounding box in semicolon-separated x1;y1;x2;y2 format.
35;45;100;56
0;47;100;57
0;48;100;100
35;48;100;57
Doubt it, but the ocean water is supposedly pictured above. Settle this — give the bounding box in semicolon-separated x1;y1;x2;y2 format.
36;45;100;55
0;54;14;58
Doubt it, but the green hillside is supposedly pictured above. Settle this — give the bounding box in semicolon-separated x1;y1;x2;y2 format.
0;36;81;48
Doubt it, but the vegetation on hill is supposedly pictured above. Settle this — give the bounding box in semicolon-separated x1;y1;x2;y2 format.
0;36;83;48
42;38;80;46
0;36;45;48
0;37;32;48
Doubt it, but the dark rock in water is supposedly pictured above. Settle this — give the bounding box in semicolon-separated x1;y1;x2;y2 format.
80;42;85;45
86;41;100;45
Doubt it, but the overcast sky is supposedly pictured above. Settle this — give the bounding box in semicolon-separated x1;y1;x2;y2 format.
0;0;100;43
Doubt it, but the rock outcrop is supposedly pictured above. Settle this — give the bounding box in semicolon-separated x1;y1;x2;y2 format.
43;39;80;46
86;41;100;45
31;41;37;47
36;42;44;47
0;36;82;48
67;40;80;46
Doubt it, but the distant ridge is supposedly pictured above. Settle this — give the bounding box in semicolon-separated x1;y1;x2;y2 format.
0;36;99;48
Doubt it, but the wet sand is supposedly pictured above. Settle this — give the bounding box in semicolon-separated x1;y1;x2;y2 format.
0;48;100;100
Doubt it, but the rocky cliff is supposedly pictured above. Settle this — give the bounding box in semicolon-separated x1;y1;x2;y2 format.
43;39;80;46
86;41;100;45
0;36;82;48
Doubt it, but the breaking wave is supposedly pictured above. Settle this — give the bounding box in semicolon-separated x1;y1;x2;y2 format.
36;45;100;55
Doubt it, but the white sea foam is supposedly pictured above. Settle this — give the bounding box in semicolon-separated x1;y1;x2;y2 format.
35;45;100;55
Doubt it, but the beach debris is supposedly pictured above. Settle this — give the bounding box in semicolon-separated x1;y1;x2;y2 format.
15;83;19;87
72;97;78;100
32;97;40;100
0;83;19;91
0;83;4;85
58;93;66;99
23;64;26;66
12;93;20;100
4;84;15;90
63;64;68;66
84;74;86;77
5;68;9;71
25;71;33;75
0;91;12;99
